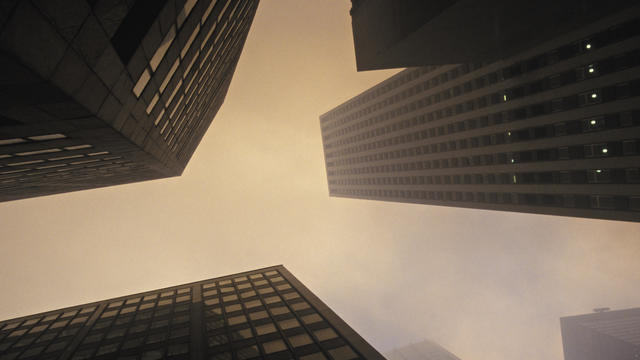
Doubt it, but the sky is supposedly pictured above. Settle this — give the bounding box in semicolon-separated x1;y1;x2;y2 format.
1;1;640;360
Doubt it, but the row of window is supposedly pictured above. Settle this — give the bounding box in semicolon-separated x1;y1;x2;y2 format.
327;137;640;172
321;17;640;130
157;0;255;155
331;188;640;212
324;47;640;150
172;20;252;159
325;75;640;158
330;168;640;186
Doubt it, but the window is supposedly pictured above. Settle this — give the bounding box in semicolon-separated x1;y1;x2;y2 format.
301;314;322;325
133;69;151;97
278;318;300;330
255;323;276;335
249;310;268;321
300;352;327;360
236;345;259;360
150;26;176;71
177;0;198;28
227;315;247;326
288;333;312;347
314;328;338;341
262;339;287;354
181;24;201;59
329;346;358;360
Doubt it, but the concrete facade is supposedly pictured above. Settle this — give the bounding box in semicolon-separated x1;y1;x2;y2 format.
350;0;637;70
0;0;258;202
561;307;640;360
0;265;385;360
321;7;640;222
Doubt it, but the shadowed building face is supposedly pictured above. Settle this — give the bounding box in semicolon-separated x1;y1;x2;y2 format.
321;6;640;222
0;265;384;360
0;0;258;202
349;0;637;70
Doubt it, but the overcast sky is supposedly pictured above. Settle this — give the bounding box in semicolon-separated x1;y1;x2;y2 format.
1;2;639;360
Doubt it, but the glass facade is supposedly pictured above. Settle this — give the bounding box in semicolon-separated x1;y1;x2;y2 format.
0;266;384;360
321;10;640;222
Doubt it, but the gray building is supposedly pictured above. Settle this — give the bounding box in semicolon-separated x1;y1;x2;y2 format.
349;0;637;70
385;340;461;360
561;307;640;360
0;0;257;202
321;6;640;222
0;265;384;360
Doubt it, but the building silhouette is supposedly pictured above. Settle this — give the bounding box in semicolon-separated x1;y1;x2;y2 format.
561;307;640;360
385;339;461;360
0;0;258;202
0;265;384;360
321;6;640;222
349;0;637;71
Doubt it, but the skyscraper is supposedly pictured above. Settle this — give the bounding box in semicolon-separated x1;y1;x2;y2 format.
321;6;640;222
560;307;640;360
349;0;637;70
0;0;257;202
384;339;461;360
0;265;384;360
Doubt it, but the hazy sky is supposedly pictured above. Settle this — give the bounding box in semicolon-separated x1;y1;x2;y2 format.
1;2;639;360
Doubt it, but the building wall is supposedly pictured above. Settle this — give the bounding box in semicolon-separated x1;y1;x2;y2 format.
0;265;384;360
350;0;637;70
560;308;640;360
0;0;257;202
321;7;640;222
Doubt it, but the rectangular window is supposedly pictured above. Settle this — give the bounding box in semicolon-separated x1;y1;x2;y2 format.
150;26;176;71
177;0;198;28
181;24;200;59
133;69;151;97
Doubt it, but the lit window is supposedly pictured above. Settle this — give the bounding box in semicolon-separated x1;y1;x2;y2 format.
202;0;218;24
15;148;61;156
150;26;176;71
160;58;180;93
278;318;299;330
177;0;198;28
166;79;183;106
28;134;66;141
255;323;276;335
64;144;92;151
328;346;358;360
8;159;44;166
289;333;312;347
249;310;268;321
314;327;338;341
263;339;287;354
227;315;246;326
181;24;200;59
301;313;322;325
154;109;165;126
133;69;151;97
146;94;159;114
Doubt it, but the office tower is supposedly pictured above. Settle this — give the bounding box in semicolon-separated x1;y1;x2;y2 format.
560;307;640;360
321;7;640;222
0;0;257;202
0;265;384;360
349;0;637;70
385;339;461;360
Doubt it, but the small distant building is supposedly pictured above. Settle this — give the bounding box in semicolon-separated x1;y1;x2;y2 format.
561;307;640;360
385;339;461;360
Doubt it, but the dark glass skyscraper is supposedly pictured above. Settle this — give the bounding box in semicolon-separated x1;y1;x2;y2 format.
561;307;640;360
349;0;636;70
321;6;640;222
0;265;384;360
0;0;257;202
